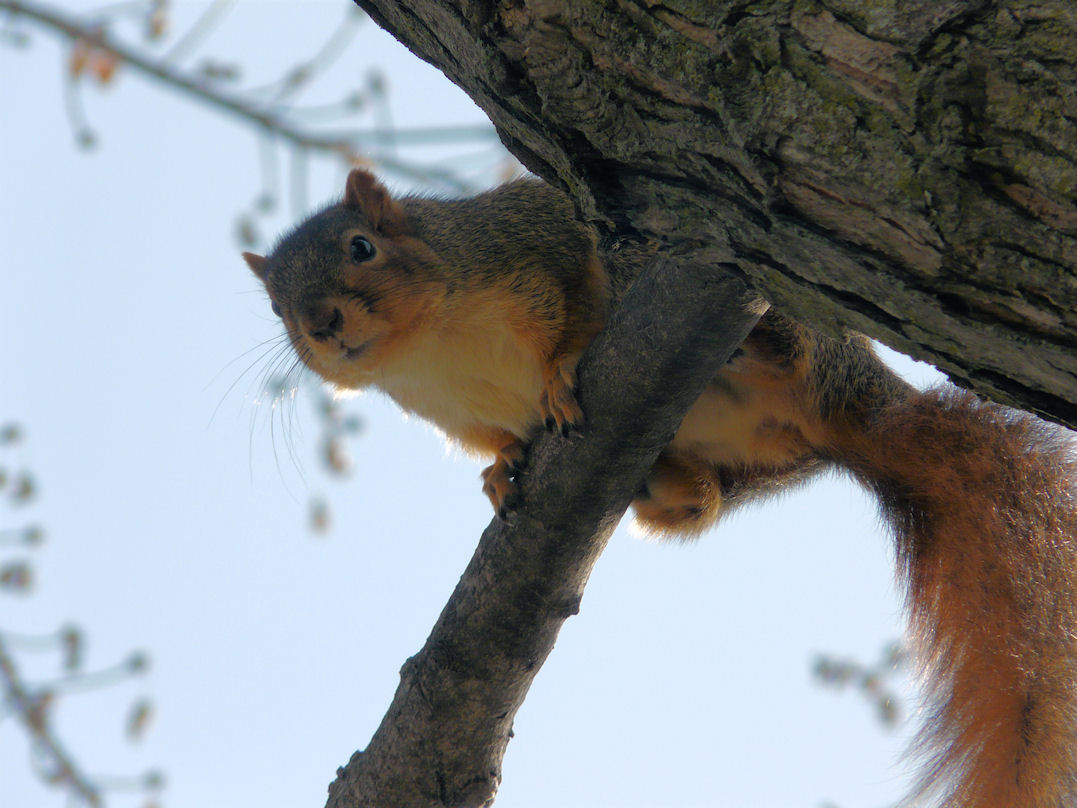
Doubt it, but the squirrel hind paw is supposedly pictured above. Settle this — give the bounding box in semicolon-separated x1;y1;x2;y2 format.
481;440;527;518
631;453;723;539
540;360;584;437
631;498;716;539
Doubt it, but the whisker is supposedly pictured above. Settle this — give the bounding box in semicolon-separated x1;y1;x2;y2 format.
281;360;309;477
268;366;308;488
207;333;289;389
209;333;293;426
239;331;312;495
257;342;313;489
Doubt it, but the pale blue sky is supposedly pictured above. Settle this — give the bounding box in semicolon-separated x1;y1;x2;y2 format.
2;3;945;807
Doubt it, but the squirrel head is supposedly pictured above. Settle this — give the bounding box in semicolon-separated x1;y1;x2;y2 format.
244;169;447;390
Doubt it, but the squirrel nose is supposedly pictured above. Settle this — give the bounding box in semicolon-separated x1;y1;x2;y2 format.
302;303;343;342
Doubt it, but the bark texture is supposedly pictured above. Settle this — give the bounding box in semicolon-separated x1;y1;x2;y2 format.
356;0;1076;428
326;260;761;808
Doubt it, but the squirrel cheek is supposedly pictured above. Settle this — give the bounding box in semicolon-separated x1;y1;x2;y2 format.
386;283;447;334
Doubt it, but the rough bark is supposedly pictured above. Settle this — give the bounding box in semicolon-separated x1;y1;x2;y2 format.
356;0;1076;428
326;260;761;808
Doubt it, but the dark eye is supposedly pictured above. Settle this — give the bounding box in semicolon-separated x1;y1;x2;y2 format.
350;235;376;263
270;300;282;318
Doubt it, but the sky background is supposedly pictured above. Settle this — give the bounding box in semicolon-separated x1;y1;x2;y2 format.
2;3;948;807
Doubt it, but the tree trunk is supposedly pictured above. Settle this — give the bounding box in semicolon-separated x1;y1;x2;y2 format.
357;0;1076;428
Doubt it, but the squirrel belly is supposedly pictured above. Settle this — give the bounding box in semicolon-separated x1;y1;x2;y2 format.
246;168;1077;808
370;287;553;455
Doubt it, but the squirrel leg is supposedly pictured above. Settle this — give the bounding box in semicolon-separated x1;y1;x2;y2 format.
481;438;527;519
540;356;584;437
632;451;723;538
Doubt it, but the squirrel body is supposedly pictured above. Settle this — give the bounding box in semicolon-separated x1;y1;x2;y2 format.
245;169;1077;808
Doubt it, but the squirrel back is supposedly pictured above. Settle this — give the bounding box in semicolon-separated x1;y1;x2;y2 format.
246;169;1077;808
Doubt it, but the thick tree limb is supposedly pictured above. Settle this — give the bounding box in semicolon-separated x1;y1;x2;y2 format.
356;0;1077;428
326;259;761;807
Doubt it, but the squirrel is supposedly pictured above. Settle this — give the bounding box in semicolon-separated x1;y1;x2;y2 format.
244;168;1077;808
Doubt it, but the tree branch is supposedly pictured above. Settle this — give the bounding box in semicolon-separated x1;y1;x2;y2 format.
2;0;356;149
326;257;762;807
354;0;1077;428
0;0;500;191
0;636;100;807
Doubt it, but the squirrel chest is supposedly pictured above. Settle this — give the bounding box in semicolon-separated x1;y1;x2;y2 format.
372;292;550;454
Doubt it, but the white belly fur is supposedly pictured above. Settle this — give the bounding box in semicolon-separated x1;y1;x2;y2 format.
374;321;546;443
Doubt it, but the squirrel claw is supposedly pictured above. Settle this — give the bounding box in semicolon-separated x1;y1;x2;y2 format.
482;439;527;517
497;491;520;520
540;358;584;437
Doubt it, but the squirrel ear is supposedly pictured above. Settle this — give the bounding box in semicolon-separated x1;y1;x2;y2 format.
243;252;269;281
343;169;409;237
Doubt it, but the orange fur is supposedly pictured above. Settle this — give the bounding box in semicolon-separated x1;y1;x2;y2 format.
831;390;1077;808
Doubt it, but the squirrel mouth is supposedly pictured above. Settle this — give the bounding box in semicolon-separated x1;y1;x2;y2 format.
342;341;371;361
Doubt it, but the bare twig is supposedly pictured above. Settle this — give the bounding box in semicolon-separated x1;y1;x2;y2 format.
0;635;101;807
162;0;233;63
813;643;908;727
0;0;500;190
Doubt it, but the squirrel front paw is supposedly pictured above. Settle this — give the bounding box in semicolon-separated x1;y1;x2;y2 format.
481;439;527;519
540;358;584;437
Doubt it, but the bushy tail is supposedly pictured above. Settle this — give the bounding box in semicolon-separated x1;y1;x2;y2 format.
835;388;1077;808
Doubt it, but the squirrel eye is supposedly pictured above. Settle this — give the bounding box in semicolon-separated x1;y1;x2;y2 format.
349;235;376;263
270;300;282;318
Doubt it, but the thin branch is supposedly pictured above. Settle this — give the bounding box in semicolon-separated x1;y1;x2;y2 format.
0;0;499;190
256;5;364;104
35;651;148;695
162;0;234;63
1;0;352;151
0;635;100;807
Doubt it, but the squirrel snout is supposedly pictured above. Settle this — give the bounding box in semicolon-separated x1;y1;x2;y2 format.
301;302;344;342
